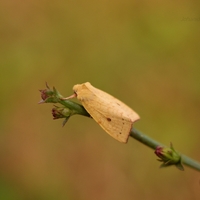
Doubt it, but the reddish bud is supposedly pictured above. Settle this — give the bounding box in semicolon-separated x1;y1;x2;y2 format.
155;143;184;171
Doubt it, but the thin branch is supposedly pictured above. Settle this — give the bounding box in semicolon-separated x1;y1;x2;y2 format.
39;83;200;172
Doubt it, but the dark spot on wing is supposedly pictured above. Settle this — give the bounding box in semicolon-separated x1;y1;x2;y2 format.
119;118;125;134
107;118;111;121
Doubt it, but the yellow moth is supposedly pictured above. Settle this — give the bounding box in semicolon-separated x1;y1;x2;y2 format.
64;82;140;143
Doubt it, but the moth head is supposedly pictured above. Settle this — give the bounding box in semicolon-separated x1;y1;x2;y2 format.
73;82;90;99
73;84;82;96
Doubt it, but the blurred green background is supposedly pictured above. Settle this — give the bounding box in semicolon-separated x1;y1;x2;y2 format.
0;1;200;199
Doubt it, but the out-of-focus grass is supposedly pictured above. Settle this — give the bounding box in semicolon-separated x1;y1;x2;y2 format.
0;1;200;199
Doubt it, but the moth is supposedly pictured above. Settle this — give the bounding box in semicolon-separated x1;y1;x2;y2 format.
64;82;140;143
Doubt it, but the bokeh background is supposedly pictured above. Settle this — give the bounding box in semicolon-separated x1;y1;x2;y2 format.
0;1;200;199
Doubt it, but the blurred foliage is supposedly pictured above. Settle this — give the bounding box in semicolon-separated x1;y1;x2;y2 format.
0;0;200;199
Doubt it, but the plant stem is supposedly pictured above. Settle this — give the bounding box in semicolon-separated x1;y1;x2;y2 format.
131;128;200;171
181;155;200;171
58;99;90;117
39;84;200;172
131;128;162;149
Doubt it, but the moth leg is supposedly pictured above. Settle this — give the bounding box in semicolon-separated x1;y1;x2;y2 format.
61;93;77;100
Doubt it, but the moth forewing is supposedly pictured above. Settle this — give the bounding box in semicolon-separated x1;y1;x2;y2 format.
72;82;140;143
83;82;139;122
81;102;133;143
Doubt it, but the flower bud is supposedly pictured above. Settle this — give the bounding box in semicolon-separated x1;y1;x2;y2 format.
52;106;71;120
155;143;184;170
39;83;60;103
39;89;53;101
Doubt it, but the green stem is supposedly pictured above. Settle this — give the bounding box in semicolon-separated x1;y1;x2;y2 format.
131;128;162;149
58;99;90;117
131;128;200;171
39;84;200;172
181;155;200;171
